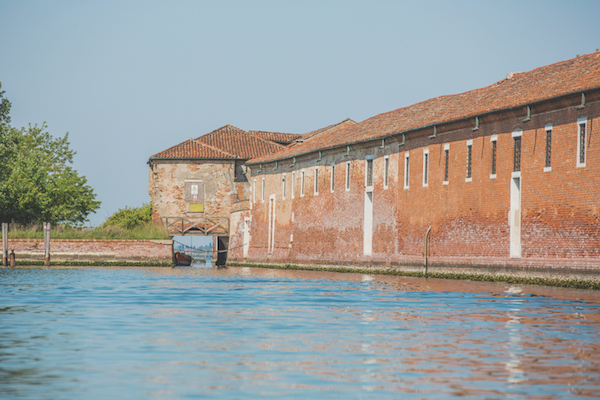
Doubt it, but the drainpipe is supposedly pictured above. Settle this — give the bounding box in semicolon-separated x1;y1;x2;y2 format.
424;226;431;275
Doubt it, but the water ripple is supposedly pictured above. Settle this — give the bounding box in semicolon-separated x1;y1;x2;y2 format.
1;266;600;399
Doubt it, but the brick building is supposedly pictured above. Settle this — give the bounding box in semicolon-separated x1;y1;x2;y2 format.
148;125;300;262
229;53;600;273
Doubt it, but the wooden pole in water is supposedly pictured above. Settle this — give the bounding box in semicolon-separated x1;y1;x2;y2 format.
2;223;8;267
44;222;51;266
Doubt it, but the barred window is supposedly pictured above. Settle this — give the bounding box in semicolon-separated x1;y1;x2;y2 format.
331;164;335;192
314;168;319;194
545;127;552;168
491;140;497;175
578;119;587;166
384;156;389;188
366;158;373;188
514;137;521;172
467;144;472;178
444;148;449;182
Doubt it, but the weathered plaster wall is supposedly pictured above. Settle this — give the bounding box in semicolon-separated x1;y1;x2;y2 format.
230;92;600;270
149;160;243;221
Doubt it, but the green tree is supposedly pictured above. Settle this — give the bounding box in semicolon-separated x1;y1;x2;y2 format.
0;83;100;225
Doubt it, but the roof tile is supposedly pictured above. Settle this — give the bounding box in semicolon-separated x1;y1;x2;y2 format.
250;52;600;164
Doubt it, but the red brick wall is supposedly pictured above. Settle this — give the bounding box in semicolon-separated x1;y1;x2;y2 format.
229;92;600;270
7;239;173;261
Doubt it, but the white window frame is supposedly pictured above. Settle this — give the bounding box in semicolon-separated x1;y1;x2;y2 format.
383;155;389;190
330;163;335;192
577;117;587;168
512;129;523;173
404;151;410;189
365;155;374;192
490;135;497;179
253;179;256;203
301;169;305;197
282;173;286;199
422;148;429;187
291;171;295;199
345;161;351;191
443;143;450;185
314;167;319;195
465;139;473;183
544;124;552;172
261;177;265;202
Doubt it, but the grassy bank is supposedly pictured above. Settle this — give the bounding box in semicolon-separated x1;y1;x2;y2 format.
228;262;600;290
5;222;171;240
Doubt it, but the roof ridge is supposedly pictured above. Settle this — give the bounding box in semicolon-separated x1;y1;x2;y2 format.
242;130;287;148
197;124;247;139
248;130;302;136
191;138;239;159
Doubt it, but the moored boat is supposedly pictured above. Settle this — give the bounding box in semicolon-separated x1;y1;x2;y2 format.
174;251;192;266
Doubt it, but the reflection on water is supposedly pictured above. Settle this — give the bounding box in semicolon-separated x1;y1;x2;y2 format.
1;265;600;399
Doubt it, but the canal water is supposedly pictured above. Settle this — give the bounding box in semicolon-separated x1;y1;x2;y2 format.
1;265;600;399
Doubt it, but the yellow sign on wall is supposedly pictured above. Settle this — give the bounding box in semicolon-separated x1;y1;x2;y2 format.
190;203;204;213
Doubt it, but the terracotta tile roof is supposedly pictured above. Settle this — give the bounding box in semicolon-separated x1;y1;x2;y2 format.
149;124;286;161
197;125;285;159
248;131;303;145
249;52;600;165
299;118;356;142
149;138;237;160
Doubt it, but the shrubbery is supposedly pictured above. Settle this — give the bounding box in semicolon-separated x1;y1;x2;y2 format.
101;204;152;230
7;204;170;240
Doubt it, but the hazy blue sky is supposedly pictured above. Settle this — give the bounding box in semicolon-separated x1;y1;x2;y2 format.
1;0;599;232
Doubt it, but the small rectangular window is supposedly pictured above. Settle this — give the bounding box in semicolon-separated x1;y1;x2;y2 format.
291;172;295;198
301;170;305;197
384;156;389;189
490;135;497;179
345;161;351;191
365;157;374;189
261;177;265;202
443;144;449;184
577;117;587;167
491;141;497;175
423;149;429;187
314;167;319;194
330;164;335;192
514;137;521;172
404;152;410;189
466;140;473;182
545;124;552;171
282;173;286;199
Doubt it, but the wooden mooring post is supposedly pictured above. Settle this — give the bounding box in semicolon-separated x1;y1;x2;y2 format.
2;223;7;267
44;222;51;266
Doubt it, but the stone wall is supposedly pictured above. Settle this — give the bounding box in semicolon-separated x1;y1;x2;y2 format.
149;159;245;222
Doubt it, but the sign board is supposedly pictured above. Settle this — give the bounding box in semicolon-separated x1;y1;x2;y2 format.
189;203;204;213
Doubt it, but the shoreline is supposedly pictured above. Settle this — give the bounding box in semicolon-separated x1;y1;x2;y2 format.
227;261;600;290
8;260;173;267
